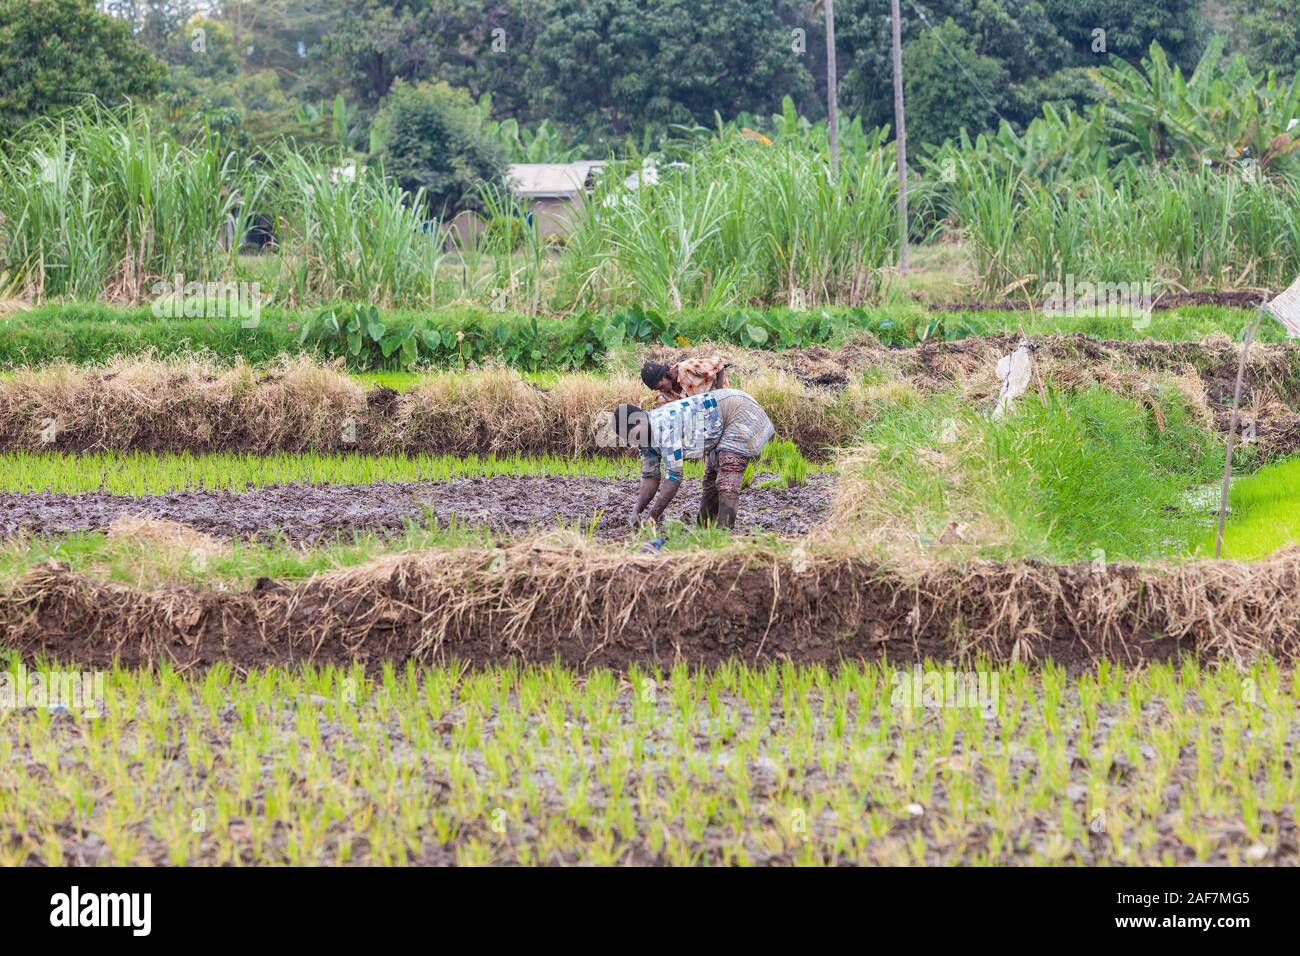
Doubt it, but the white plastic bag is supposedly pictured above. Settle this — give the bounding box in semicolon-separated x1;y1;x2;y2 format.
993;340;1035;419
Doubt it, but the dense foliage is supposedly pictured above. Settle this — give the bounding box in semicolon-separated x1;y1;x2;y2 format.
24;0;1295;159
369;80;507;217
0;0;165;141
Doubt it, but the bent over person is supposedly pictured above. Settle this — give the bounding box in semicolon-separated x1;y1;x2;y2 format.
611;388;774;530
640;355;728;404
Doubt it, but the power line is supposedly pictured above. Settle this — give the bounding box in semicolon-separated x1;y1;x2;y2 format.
902;0;1009;126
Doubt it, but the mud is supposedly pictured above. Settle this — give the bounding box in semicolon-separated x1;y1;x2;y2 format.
5;547;1299;672
10;678;1293;866
0;475;833;543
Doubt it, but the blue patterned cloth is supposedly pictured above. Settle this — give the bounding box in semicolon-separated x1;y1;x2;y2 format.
640;392;723;482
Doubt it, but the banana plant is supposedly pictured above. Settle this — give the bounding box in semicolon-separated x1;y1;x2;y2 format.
1090;37;1300;175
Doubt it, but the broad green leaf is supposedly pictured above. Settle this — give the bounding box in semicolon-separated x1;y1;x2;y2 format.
400;335;418;367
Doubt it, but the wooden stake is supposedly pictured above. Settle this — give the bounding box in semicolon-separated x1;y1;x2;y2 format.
889;0;908;274
824;0;839;177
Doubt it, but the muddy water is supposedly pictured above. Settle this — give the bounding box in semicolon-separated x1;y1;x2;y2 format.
0;475;833;543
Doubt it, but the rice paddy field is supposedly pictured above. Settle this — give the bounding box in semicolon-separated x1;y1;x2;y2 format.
5;113;1300;870
4;307;1300;868
3;658;1293;866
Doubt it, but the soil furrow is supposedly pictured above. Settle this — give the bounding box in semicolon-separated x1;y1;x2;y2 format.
0;475;833;542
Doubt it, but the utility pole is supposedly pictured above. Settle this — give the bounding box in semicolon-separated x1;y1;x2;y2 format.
890;0;909;274
824;0;839;177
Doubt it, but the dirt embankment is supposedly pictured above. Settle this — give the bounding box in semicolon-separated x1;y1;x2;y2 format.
4;335;1300;458
0;475;833;543
0;357;864;460
6;544;1299;671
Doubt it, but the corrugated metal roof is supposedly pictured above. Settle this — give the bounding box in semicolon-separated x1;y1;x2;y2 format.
507;162;604;198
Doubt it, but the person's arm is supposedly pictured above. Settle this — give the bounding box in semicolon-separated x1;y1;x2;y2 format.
632;446;662;525
632;476;659;524
647;474;681;522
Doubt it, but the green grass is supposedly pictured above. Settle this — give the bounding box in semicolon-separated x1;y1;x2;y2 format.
1192;456;1300;560
0;300;1270;372
0;451;642;495
932;304;1287;344
0;450;830;496
849;384;1226;562
0;519;780;587
1;657;1292;865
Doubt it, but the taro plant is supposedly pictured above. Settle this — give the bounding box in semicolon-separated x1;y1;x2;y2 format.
299;305;440;369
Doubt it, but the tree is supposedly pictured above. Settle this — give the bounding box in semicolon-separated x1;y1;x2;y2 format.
902;17;1007;148
1044;0;1206;73
0;0;165;141
99;1;207;59
837;0;1067;143
835;0;1208;146
1229;0;1300;78
822;0;840;174
369;80;507;217
324;0;441;107
527;0;813;141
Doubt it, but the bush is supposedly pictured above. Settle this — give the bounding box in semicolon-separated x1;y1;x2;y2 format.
369;80;507;218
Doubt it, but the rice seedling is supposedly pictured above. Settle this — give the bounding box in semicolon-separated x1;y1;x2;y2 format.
1191;455;1300;559
835;384;1225;562
1;449;822;531
745;439;810;489
0;450;667;495
0;659;1291;866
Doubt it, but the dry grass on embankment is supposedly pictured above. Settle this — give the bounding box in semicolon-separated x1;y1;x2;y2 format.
0;354;871;458
3;331;1300;457
661;330;1300;407
653;331;1300;457
4;536;1299;671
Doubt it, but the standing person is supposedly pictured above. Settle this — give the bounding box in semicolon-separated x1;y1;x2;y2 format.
611;388;774;530
640;355;728;405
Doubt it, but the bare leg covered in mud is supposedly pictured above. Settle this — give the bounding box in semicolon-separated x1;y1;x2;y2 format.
698;469;719;526
703;451;748;530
